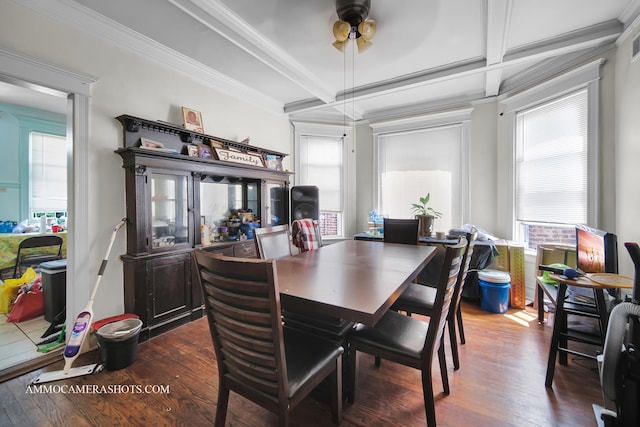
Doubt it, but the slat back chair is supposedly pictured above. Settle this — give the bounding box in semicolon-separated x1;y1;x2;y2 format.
193;251;344;427
13;235;63;278
347;239;467;427
383;218;419;245
391;229;477;370
254;224;292;260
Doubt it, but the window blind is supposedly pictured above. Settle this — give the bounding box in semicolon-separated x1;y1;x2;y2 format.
515;90;588;224
30;132;67;211
298;135;343;212
377;124;462;231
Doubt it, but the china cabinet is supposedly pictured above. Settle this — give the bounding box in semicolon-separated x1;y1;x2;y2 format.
116;115;291;339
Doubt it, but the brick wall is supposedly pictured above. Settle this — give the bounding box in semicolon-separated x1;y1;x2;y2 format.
526;224;576;250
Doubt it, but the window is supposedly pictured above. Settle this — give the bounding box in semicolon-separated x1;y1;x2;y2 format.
371;110;471;233
515;90;588;249
293;123;349;239
30;132;67;222
503;59;602;250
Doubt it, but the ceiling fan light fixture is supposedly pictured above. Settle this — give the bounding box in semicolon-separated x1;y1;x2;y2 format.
333;39;347;52
357;20;376;40
333;20;351;42
356;36;372;53
333;0;375;53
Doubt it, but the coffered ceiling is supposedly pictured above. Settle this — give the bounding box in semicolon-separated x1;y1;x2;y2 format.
8;0;640;123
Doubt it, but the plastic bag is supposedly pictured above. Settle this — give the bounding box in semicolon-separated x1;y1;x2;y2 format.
7;277;43;322
0;267;38;314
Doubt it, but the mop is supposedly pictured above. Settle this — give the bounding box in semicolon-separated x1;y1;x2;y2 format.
31;218;127;384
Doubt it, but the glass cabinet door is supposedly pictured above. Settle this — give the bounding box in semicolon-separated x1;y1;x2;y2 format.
151;173;188;249
264;182;288;226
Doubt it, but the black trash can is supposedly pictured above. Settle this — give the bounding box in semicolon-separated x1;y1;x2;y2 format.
41;259;67;323
96;318;143;371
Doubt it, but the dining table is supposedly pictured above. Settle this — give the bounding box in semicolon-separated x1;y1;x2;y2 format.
275;239;436;327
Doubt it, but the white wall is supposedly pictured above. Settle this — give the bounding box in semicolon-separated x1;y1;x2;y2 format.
615;25;640;277
0;1;291;321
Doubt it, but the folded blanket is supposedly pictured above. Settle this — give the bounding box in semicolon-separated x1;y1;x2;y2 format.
292;219;320;252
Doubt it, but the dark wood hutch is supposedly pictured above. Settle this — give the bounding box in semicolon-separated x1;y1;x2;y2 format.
115;115;291;340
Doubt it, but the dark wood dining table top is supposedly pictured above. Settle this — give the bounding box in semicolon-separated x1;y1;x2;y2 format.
275;240;436;326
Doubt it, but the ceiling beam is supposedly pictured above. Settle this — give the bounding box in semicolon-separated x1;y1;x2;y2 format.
484;0;512;97
285;19;622;115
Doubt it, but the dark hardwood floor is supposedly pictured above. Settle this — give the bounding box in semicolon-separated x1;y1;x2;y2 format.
1;301;603;426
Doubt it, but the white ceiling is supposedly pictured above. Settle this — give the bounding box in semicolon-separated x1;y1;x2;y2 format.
4;0;640;122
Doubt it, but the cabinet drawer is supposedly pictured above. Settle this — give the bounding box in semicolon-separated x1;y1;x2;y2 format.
206;246;234;257
234;241;256;258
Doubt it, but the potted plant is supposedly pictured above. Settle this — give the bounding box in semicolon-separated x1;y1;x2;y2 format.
411;193;442;236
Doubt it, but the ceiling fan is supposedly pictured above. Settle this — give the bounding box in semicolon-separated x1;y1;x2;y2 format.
332;0;377;53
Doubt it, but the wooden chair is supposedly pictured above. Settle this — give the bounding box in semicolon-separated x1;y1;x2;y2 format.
13;235;63;278
392;229;478;370
382;218;419;244
193;251;344;427
347;239;467;427
254;224;292;260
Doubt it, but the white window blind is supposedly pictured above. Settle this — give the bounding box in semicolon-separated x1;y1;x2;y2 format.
298;134;344;237
30;132;67;211
377;125;462;231
515;90;588;224
298;135;343;212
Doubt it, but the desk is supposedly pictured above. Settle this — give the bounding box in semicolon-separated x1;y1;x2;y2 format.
0;232;67;271
276;240;436;327
545;273;633;388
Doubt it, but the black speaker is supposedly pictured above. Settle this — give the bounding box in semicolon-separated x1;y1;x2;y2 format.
291;186;319;220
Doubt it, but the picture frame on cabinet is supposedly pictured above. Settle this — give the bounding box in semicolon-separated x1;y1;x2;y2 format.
265;154;283;171
209;138;224;149
140;137;164;148
186;144;199;157
198;143;213;159
182;107;204;133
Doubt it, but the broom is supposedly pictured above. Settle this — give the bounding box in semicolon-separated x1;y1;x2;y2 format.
31;219;127;384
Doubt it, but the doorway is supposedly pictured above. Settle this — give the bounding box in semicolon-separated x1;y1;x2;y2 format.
0;47;95;380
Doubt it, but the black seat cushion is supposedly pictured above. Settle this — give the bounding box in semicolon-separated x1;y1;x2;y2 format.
284;328;344;399
393;283;437;313
350;310;429;360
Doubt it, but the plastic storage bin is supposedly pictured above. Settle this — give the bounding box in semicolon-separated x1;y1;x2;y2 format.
41;259;67;323
478;270;511;314
96;318;143;370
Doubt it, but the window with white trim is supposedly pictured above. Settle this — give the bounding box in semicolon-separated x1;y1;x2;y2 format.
30;131;67;222
504;59;602;250
515;90;589;249
374;122;467;232
294;123;348;239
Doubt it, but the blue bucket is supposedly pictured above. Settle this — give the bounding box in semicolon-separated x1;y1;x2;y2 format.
478;270;511;314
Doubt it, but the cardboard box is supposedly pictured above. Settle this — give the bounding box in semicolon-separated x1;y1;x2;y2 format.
488;240;526;309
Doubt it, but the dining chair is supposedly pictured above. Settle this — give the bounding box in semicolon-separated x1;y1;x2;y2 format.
13;235;63;278
193;250;344;427
347;239;466;427
392;228;478;370
254;224;292;260
291;218;322;253
382;218;419;244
